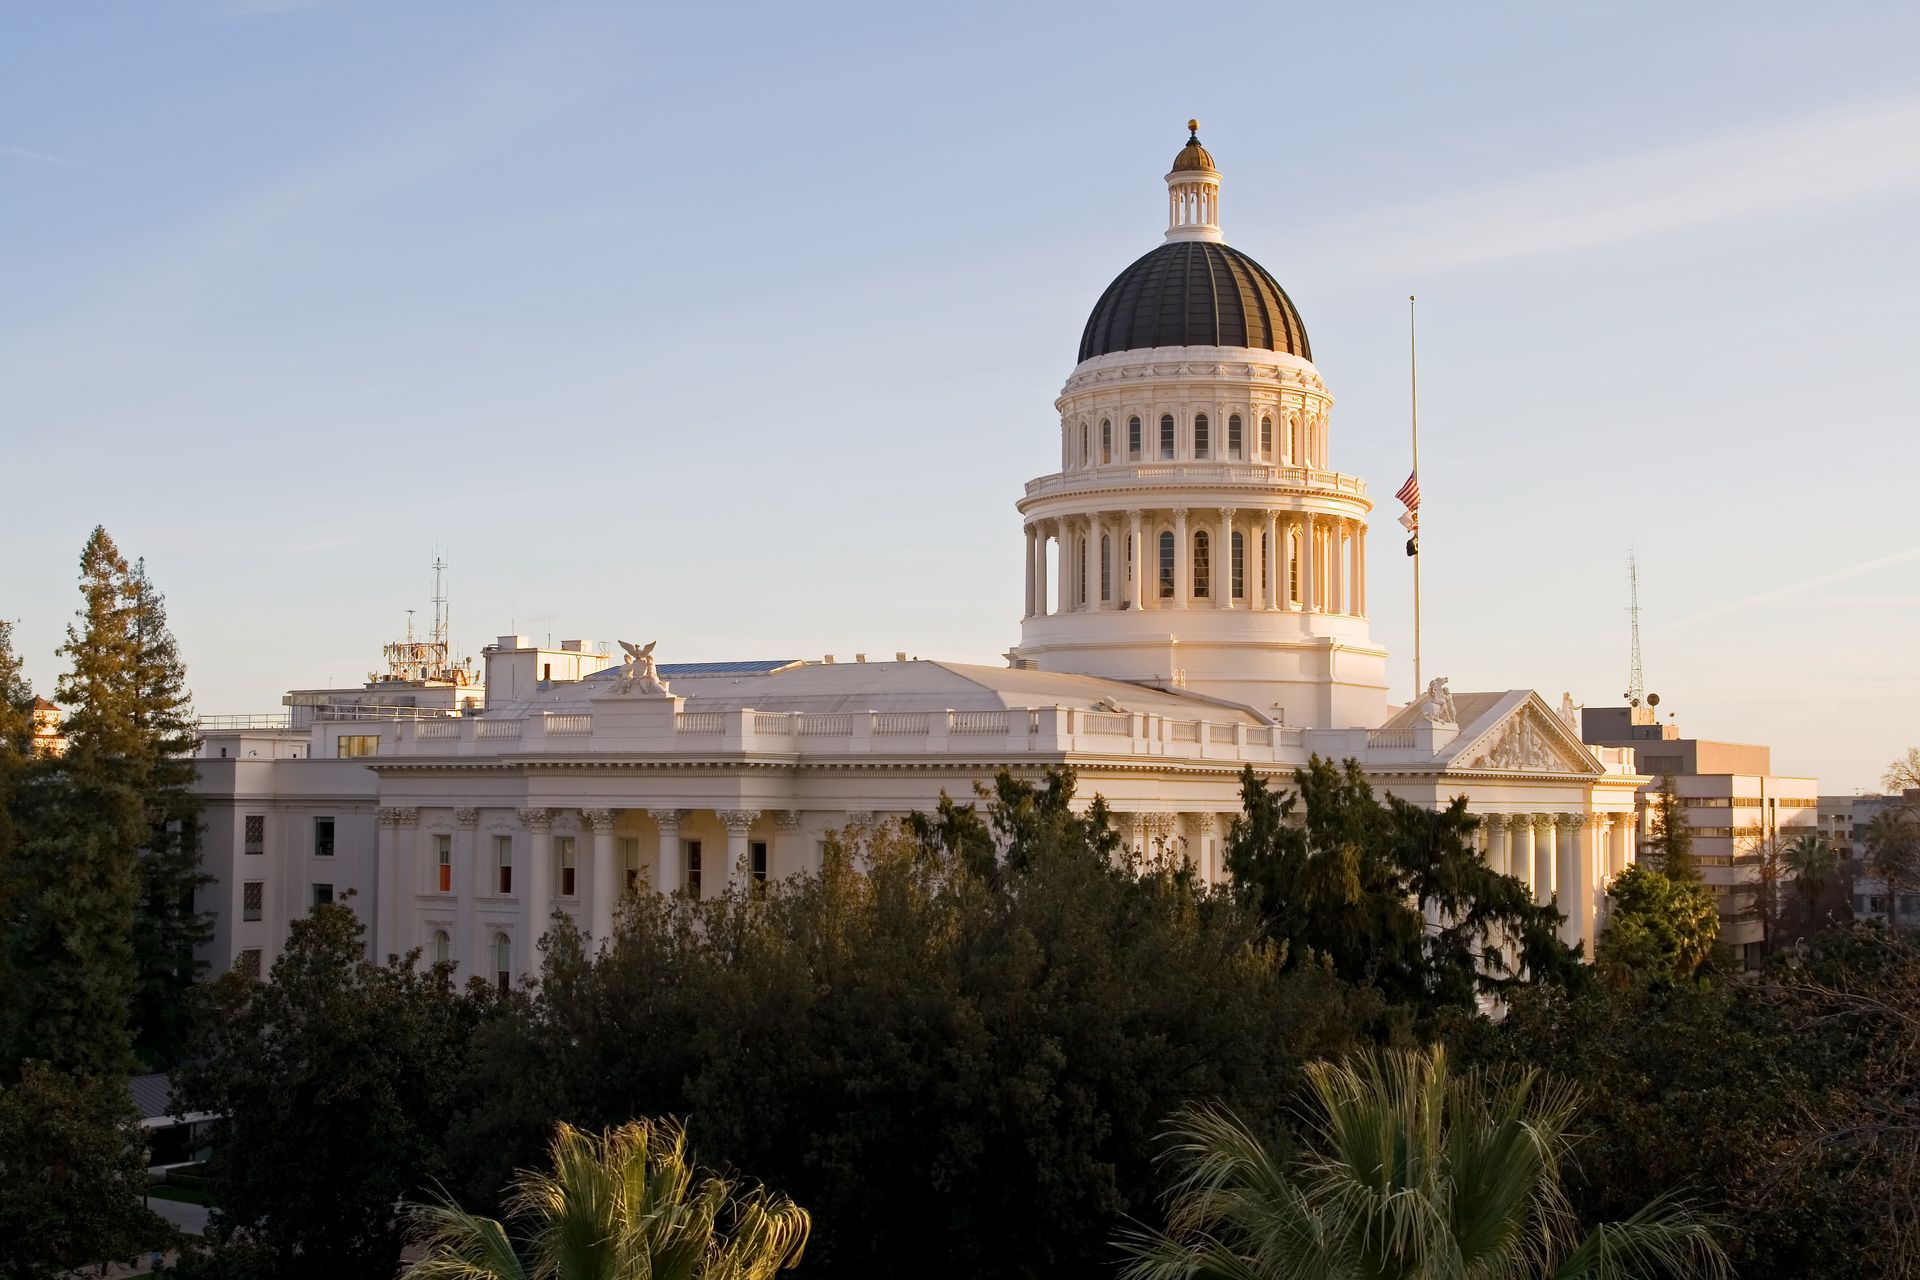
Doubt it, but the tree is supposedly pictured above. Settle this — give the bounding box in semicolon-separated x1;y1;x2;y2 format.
1119;1046;1729;1280
125;558;211;1067
1862;808;1919;931
1224;758;1580;1015
405;1118;810;1280
0;621;35;1030
1882;747;1920;796
1644;775;1698;881
1594;863;1720;986
176;901;488;1280
0;1061;170;1278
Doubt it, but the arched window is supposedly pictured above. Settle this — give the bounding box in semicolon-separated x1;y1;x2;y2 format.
1128;416;1142;459
1159;414;1175;459
1228;414;1243;460
492;933;512;992
1288;532;1302;604
1158;531;1176;599
1193;530;1211;599
1231;530;1245;598
1261;529;1272;599
431;929;450;966
1099;534;1112;602
1080;423;1090;466
1075;535;1087;606
1194;413;1210;459
1100;419;1112;464
1290;415;1303;465
1260;415;1273;458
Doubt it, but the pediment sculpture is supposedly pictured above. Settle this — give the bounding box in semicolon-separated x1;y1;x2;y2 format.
1465;707;1576;772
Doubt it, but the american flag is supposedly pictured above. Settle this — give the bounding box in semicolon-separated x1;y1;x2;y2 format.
1395;471;1421;511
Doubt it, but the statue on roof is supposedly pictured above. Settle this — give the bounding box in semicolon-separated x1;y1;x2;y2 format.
616;640;671;695
1414;676;1457;727
1558;691;1581;733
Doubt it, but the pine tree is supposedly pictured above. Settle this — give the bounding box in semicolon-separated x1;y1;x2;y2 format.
1646;773;1698;881
0;620;35;1046
127;558;211;1066
5;528;143;1077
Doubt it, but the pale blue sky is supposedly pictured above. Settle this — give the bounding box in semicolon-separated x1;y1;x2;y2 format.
4;2;1916;789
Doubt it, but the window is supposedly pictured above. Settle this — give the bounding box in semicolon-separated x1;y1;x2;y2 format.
1074;535;1087;606
1228;414;1242;459
1158;531;1176;599
750;840;769;892
1289;416;1302;464
1194;413;1210;459
1231;530;1245;599
242;880;263;922
1099;534;1112;602
236;949;262;980
1100;419;1112;463
1159;414;1175;459
1128;416;1142;459
493;933;512;992
1260;415;1273;458
244;814;265;855
557;836;577;897
1289;533;1301;604
620;836;641;893
312;883;334;906
431;929;450;965
685;840;703;898
436;834;452;892
1079;423;1089;466
1193;531;1211;599
495;834;513;895
1261;530;1271;599
337;735;379;758
313;816;334;858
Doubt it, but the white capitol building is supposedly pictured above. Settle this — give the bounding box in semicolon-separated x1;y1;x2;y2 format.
194;124;1645;988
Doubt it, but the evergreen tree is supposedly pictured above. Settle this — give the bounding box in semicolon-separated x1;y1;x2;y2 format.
1646;773;1698;881
5;528;143;1077
127;558;211;1066
0;620;34;1043
1595;862;1721;986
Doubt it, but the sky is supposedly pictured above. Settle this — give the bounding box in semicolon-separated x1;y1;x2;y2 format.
3;1;1916;790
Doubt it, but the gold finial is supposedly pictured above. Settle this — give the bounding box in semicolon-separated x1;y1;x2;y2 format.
1187;118;1200;137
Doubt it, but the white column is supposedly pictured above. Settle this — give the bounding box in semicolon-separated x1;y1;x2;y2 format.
519;808;554;951
1263;513;1279;609
1557;814;1585;950
1510;815;1535;894
1218;508;1234;608
1023;525;1036;619
453;808;478;976
1608;812;1628;878
1173;508;1190;607
374;807;400;961
1356;524;1367;615
720;809;759;891
650;809;684;895
1054;518;1069;615
1129;509;1145;611
1092;513;1108;609
584;808;618;944
1035;525;1049;617
1299;514;1317;612
1247;513;1263;611
774;810;804;876
1482;814;1507;876
1532;815;1555;910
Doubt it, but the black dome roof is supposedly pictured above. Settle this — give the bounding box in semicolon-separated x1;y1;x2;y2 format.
1077;240;1310;364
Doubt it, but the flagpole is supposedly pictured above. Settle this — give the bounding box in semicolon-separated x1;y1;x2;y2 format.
1410;294;1421;699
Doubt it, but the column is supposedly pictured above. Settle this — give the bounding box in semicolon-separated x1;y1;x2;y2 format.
1173;509;1190;606
1247;512;1263;611
774;810;804;875
1356;524;1366;615
1035;525;1049;617
1623;813;1638;868
374;807;401;960
1481;813;1507;875
1023;525;1036;619
392;808;420;957
584;808;618;944
1090;513;1107;610
1264;513;1280;609
720;809;759;891
650;809;685;895
453;808;479;976
1532;815;1556;909
1510;813;1534;894
1557;814;1585;950
1129;510;1145;610
1608;812;1629;877
1054;518;1070;615
1299;514;1317;612
519;808;554;948
1217;509;1234;608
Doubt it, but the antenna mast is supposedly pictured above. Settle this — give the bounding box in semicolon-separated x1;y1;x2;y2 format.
1625;551;1644;706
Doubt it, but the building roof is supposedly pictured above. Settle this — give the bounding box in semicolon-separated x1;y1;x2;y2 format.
492;658;1267;724
1169;119;1216;173
31;697;57;712
1077;240;1311;363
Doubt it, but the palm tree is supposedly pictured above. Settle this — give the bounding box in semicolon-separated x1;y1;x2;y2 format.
1864;808;1919;929
1783;832;1837;914
404;1117;810;1280
1119;1047;1728;1280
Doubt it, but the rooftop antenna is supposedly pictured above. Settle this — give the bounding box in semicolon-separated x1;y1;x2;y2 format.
430;555;449;652
1624;552;1643;705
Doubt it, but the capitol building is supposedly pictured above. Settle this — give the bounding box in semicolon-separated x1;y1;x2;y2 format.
194;125;1645;989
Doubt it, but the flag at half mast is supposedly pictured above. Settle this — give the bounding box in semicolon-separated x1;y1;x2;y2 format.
1396;471;1420;555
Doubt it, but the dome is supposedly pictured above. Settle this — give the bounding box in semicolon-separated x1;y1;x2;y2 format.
1077;240;1311;363
1170;119;1215;173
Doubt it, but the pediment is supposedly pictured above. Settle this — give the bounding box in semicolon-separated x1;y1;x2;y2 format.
1447;693;1599;776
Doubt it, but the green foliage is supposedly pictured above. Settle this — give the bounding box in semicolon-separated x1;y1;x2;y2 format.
176;901;490;1280
1119;1046;1729;1280
1595;863;1720;986
1644;775;1698;882
0;1061;170;1278
405;1117;810;1280
1863;808;1919;921
1224;758;1581;1016
447;768;1372;1279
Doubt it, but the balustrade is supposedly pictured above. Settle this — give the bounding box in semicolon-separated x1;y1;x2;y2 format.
950;710;1010;735
674;712;723;735
872;712;930;736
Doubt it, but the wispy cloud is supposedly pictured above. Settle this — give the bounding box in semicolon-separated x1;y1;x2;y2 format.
1;143;97;170
1308;97;1920;275
1672;544;1920;628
